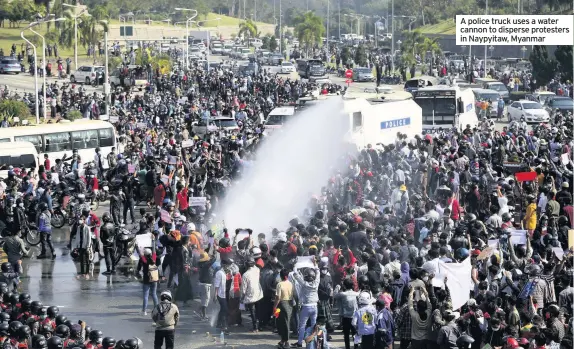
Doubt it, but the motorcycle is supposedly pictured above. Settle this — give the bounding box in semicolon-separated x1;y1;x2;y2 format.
113;226;137;265
50;205;66;229
23;221;41;246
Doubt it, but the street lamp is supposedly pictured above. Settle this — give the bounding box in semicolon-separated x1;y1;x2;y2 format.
63;4;89;70
521;46;527;59
175;8;198;69
483;0;488;77
20;23;39;123
30;17;65;121
100;20;110;115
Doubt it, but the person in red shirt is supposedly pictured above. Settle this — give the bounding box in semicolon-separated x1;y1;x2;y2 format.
153;182;167;207
447;193;461;221
43;154;50;171
175;184;189;217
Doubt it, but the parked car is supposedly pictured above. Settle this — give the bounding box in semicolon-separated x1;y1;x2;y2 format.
70;65;104;84
192;117;240;136
0;58;21;74
352;67;375;82
507;100;550;123
270;53;283;66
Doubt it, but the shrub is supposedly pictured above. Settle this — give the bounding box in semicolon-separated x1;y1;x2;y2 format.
0;100;31;119
65;110;82;121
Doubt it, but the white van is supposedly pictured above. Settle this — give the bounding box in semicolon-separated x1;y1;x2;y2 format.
264;106;296;130
0;141;40;179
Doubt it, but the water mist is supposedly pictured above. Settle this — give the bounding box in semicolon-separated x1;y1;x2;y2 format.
216;98;350;239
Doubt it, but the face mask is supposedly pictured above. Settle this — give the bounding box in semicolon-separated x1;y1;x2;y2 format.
491;326;500;331
320;269;328;275
18;203;23;208
422;276;429;282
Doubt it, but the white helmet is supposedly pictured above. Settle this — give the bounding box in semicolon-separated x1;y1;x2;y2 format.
187;223;196;231
358;291;374;305
160;290;172;302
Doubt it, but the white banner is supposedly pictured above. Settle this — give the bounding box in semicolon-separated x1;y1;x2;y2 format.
189;196;207;207
434;258;472;310
295;256;315;269
509;230;527;245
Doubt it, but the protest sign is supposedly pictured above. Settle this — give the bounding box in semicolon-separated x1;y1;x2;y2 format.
181;140;194;148
189;197;207;207
127;164;136;174
509;230;527;245
295;256;315;269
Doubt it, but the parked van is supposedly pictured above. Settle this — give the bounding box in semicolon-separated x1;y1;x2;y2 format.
0;141;40;179
404;75;439;93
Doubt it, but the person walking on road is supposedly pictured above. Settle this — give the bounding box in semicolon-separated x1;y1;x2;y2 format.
152;290;179;349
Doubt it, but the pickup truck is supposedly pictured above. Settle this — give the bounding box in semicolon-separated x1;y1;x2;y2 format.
109;66;148;90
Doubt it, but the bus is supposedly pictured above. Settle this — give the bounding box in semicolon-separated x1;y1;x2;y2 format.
412;85;477;135
0;120;117;168
264;106;296;130
0;142;39;179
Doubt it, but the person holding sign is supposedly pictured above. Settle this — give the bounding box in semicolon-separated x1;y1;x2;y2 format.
291;257;320;348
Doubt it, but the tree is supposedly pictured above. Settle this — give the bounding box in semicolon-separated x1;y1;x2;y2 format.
554;46;572;83
529;45;557;87
8;0;36;27
269;36;278;52
238;19;259;47
293;11;324;57
354;44;367;66
419;37;442;75
340;46;351;67
401;30;424;56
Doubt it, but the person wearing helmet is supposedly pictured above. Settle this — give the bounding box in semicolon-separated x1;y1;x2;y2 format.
0;262;20;292
102;337;115;349
136;241;158;316
456;334;474;349
351;291;377;349
37;201;56;260
151;291;179;349
47;335;63;349
241;257;263;333
94;147;103;179
14;324;31;348
0;323;9;343
31;334;48;349
122;338;139;349
99;213;116;276
290;257;320;347
65;323;86;348
42;307;58;331
85;329;102;349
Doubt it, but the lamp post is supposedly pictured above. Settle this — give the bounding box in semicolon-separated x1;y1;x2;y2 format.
175;8;198;69
326;0;330;64
30;17;65;120
63;4;88;70
20;24;39;123
483;0;488;77
521;46;527;59
100;20;110;115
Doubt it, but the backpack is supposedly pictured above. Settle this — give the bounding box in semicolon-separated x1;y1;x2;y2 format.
148;264;159;282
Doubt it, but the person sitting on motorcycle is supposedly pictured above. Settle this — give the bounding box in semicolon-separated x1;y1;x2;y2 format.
19;176;34;198
86;174;99;200
12;198;27;235
99;213;116;275
38;186;54;215
74;195;91;220
57;182;71;211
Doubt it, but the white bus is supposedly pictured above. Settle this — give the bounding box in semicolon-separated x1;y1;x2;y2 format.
264;106;296;130
0;142;39;179
412;85;477;135
0;120;117;168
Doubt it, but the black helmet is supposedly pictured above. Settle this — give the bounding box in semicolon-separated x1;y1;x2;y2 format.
46;306;59;318
17;325;31;340
1;263;12;273
19;293;30;303
54;325;69;339
123;338;139;349
0;312;10;324
102;212;112;223
9;321;23;336
38;202;48;212
32;334;48;349
40;324;53;336
102;337;116;349
2;293;11;304
54;315;67;327
88;329;102;343
31;301;43;313
457;334;475;349
9;293;18;305
0;282;8;294
37;307;47;318
81;209;91;218
47;336;63;349
0;323;9;336
115;340;125;349
21;299;32;311
63;320;73;329
502;213;511;222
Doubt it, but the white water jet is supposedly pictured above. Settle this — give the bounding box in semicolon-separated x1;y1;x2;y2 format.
217;98;350;239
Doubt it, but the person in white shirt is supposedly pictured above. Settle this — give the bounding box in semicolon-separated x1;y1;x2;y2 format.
485;205;502;228
497;187;510;216
214;259;232;332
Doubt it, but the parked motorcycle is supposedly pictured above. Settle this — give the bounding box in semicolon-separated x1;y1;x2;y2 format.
113;226;137;265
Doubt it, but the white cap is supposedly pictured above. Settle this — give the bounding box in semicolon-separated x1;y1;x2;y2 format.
187;222;196;231
358;291;374;305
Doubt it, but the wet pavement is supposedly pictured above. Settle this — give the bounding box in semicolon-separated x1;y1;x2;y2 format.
14;203;345;349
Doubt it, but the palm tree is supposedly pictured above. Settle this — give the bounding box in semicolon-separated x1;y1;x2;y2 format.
419;37;441;74
238;19;259;47
294;11;324;57
401;30;424;56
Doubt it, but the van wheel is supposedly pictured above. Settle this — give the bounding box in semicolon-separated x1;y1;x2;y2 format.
85;77;90;85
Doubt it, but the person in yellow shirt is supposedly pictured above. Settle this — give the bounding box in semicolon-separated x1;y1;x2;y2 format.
523;195;537;235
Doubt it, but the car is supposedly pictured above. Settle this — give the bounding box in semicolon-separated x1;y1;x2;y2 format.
545;96;573;113
530;91;556;106
352;67;375;82
192;117;240;136
0;58;21;74
239;48;251;60
189;47;202;59
270;53;283;66
507;100;550;123
70;65;104;84
211;44;223;54
280;62;295;74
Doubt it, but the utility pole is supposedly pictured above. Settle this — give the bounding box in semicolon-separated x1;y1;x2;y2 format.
391;0;394;73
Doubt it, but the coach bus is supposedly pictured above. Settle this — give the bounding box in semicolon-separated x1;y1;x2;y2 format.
412;85;477;135
0;120;117;168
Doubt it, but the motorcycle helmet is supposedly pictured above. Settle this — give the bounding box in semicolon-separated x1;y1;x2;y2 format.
506;338;519;349
9;321;23;336
21;299;32;311
0;323;9;336
46;306;59;318
2;292;11;304
32;334;48;349
1;263;12;273
17;325;31;340
115;340;125;349
123;338;139;349
54;315;67;327
31;301;43;314
0;312;10;324
81;209;91;218
88;329;103;343
457;334;475;349
47;335;63;349
455;248;470;260
9;293;19;305
37;307;47;318
0;282;8;294
102;337;116;349
160;291;172;302
54;325;69;339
